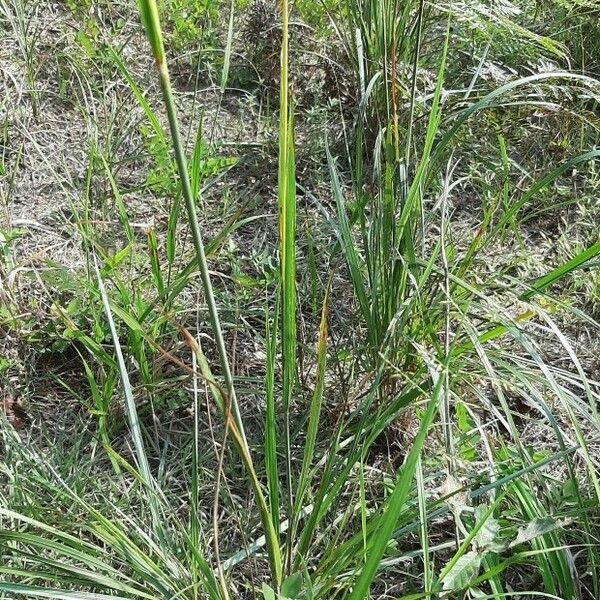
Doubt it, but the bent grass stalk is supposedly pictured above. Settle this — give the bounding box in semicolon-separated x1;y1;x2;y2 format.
137;0;282;588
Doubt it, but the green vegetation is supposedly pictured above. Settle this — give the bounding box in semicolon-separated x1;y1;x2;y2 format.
0;0;599;599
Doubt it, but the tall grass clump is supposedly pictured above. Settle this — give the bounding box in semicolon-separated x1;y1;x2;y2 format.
322;0;600;597
1;0;600;599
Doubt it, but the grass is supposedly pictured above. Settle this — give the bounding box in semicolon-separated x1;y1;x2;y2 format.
1;0;600;598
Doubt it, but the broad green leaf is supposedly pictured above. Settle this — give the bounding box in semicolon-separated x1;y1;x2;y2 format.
442;551;482;591
262;583;277;600
282;573;302;598
510;517;567;549
473;506;502;552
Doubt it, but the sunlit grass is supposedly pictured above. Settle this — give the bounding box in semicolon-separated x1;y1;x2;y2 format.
0;0;599;599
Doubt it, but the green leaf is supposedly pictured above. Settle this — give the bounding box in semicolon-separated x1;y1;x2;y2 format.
282;573;302;598
473;506;502;552
0;583;130;599
76;30;96;57
442;551;482;591
510;517;566;548
262;583;277;600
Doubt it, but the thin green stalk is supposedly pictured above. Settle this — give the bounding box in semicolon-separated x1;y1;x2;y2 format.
415;457;431;593
137;0;245;443
137;0;282;587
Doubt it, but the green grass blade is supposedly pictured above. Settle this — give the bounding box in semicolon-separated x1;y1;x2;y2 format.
455;238;600;356
327;146;373;344
346;375;442;600
431;72;599;169
490;149;600;240
290;286;330;557
278;0;297;572
265;294;280;535
94;262;155;495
